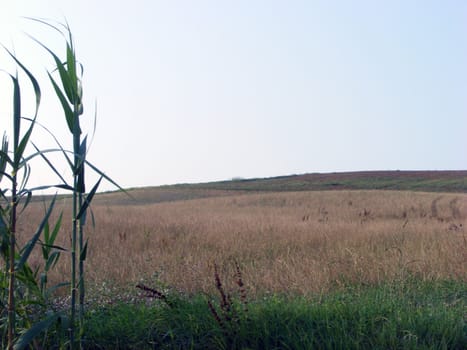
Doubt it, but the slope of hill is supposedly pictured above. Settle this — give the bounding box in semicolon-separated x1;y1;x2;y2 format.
94;170;467;206
181;170;467;192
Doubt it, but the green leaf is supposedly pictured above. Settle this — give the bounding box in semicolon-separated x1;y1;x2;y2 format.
2;46;42;168
79;239;88;262
20;147;73;174
14;312;65;350
12;73;21;151
0;133;9;183
31;142;70;187
46;282;70;298
0;149;13;166
85;160;131;197
24;184;74;192
76;177;102;220
16;195;57;271
18;162;31;192
3;44;41;119
66;43;78;97
45;250;61;271
15;122;35;168
21;117;74;170
42;220;50;259
49;211;63;246
76;136;87;192
29;34;76;103
48;72;75;133
18;190;32;215
39;242;67;252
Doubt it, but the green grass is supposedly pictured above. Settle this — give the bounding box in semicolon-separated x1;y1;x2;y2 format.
74;279;467;349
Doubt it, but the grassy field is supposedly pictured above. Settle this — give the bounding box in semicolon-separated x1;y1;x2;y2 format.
17;172;467;348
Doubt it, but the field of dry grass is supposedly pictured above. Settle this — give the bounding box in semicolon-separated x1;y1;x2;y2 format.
19;190;466;298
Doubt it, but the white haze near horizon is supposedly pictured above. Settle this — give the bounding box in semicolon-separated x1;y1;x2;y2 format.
0;0;466;193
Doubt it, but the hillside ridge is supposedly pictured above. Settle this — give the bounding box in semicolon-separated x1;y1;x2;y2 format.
92;170;467;206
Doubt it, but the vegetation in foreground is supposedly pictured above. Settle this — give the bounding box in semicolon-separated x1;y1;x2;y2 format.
55;279;467;349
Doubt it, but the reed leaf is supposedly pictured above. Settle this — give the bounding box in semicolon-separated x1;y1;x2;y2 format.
85;160;128;195
22;117;74;170
0;134;9;182
45;282;70;298
47;72;75;133
21;147;73;172
66;43;78;99
31;143;70;187
12;73;21;152
18;163;31;192
17;190;32;216
3;45;41;118
30;35;75;104
76;177;101;221
14;312;66;350
47;211;62;249
16;195;56;271
44;251;61;272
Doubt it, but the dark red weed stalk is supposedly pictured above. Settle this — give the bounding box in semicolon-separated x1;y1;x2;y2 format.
213;263;231;319
207;299;225;330
234;260;248;315
136;283;173;307
207;260;251;346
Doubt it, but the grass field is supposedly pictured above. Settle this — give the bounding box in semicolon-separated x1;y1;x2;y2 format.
23;185;466;296
16;172;467;348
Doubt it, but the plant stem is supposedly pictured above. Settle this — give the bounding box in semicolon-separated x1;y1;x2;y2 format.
78;191;85;335
70;129;80;349
7;177;17;350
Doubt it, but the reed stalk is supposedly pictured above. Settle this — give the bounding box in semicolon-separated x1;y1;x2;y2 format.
0;47;41;349
30;19;122;348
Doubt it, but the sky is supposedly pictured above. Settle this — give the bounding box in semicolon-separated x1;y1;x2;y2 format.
0;0;466;192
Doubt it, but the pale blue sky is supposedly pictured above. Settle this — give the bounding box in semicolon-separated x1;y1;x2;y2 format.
1;1;466;191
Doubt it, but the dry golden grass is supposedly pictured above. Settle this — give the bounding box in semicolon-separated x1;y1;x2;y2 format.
18;190;467;297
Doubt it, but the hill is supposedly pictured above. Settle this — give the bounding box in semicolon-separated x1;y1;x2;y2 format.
93;170;467;206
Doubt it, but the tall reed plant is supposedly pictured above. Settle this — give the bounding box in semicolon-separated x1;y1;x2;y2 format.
28;19;122;349
0;45;63;350
1;18;121;349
